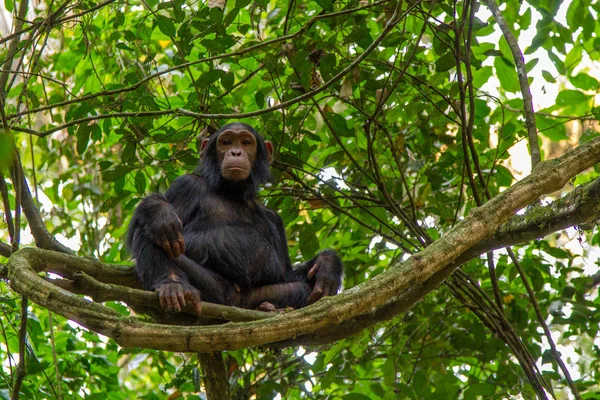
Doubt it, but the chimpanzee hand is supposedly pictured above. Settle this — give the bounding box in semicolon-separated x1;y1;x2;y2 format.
306;250;343;304
156;282;202;315
143;202;185;258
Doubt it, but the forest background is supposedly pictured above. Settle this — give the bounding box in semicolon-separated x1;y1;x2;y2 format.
1;0;600;398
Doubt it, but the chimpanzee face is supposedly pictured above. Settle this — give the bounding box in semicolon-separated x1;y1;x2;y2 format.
201;123;273;183
217;128;257;181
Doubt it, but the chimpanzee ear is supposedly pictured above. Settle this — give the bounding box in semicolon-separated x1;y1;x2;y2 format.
201;138;210;153
264;141;274;164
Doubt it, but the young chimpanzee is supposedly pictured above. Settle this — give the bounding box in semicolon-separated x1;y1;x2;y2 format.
127;122;343;315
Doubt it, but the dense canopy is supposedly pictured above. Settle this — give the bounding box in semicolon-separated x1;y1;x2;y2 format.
1;0;600;398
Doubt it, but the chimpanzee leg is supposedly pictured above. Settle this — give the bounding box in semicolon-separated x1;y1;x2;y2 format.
174;255;236;305
241;281;312;309
130;227;232;310
242;250;343;309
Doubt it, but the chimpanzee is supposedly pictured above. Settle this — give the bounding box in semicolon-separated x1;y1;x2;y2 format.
127;122;343;315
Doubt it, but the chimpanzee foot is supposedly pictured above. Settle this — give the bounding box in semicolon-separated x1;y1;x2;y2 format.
256;302;277;312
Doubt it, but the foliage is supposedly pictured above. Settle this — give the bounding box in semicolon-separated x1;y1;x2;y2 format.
0;0;600;398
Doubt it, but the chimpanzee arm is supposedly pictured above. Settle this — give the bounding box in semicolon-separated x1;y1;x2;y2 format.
127;226;201;314
126;193;185;258
127;175;206;314
269;211;343;304
127;174;205;259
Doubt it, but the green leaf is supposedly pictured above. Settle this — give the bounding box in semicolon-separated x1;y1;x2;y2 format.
221;72;235;91
122;141;136;163
113;11;125;28
134;172;146;194
223;8;239;27
0;132;13;168
255;91;265;108
320;53;337;82
342;395;371;400
569;73;599;91
235;0;252;8
472;66;492;88
326;113;353;137
195;69;225;87
494;56;519;92
541;349;554;365
536;115;568;141
435;53;455;72
299;226;319;259
102;166;132;182
76;124;90;155
315;0;333;11
4;0;13;12
156;15;176;37
542;70;555;83
556;90;588;107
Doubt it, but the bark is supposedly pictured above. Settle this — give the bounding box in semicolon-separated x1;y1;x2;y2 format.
198;352;231;400
5;136;600;352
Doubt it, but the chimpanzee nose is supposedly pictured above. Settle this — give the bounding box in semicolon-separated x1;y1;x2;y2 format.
230;148;243;157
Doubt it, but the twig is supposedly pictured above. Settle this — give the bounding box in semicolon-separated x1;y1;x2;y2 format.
0;0;29;101
483;0;541;167
7;0;389;121
507;248;581;399
11;296;28;400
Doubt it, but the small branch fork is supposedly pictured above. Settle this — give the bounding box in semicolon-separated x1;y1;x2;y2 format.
5;137;600;353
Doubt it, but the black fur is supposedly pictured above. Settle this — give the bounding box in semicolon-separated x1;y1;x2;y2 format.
127;123;343;310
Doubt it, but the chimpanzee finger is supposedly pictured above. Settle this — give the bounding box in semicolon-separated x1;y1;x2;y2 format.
323;282;336;297
159;292;167;310
307;287;323;305
177;289;186;309
171;290;181;312
177;233;185;255
188;291;202;316
171;241;181;258
307;261;320;279
309;273;328;304
257;302;277;312
166;223;182;257
160;233;175;258
163;288;174;312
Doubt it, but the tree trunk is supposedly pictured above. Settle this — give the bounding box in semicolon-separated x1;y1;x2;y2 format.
198;351;230;400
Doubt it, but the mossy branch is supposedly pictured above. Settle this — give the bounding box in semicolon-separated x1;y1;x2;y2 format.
6;137;600;351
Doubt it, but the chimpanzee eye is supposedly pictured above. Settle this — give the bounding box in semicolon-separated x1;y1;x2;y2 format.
243;139;251;145
222;139;232;145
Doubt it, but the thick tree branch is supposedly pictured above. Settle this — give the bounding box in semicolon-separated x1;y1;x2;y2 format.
47;271;271;323
0;242;11;257
291;176;600;345
9;149;73;254
198;353;231;400
6;137;600;352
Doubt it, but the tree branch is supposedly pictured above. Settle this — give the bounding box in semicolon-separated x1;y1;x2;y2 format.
10;148;73;254
483;0;541;167
6;137;600;352
47;271;271;323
